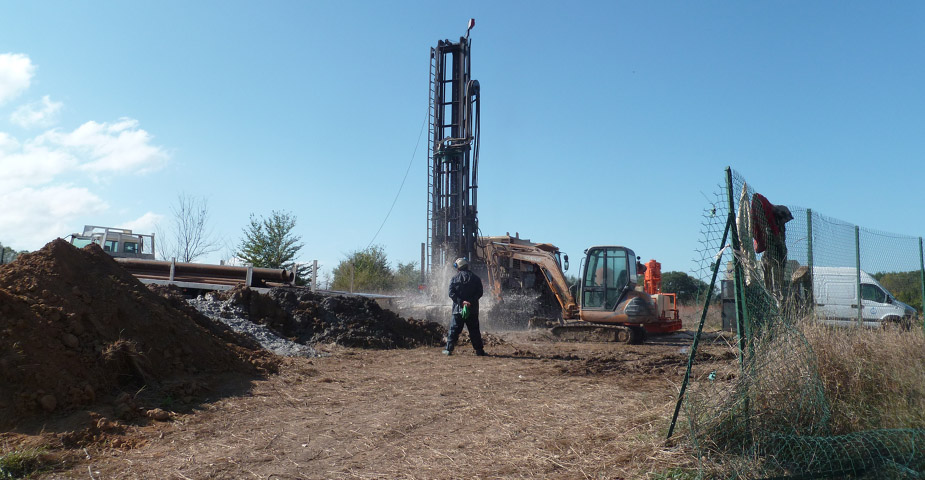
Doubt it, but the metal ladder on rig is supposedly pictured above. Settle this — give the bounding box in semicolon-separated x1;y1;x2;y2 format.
427;37;479;276
428;41;464;274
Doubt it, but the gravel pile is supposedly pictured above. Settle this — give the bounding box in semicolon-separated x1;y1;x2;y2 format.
188;294;318;357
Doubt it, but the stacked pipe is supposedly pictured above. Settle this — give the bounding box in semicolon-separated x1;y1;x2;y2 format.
115;258;294;288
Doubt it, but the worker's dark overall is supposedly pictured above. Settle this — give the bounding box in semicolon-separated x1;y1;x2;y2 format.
446;268;484;354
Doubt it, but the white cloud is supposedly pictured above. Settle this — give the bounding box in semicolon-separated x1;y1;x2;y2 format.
0;53;34;105
0;132;19;153
0;185;107;249
0;119;169;250
0;144;78;190
37;118;169;174
0;53;169;252
121;212;164;235
10;95;63;128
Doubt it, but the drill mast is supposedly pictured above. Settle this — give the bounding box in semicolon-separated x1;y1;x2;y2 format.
426;25;480;276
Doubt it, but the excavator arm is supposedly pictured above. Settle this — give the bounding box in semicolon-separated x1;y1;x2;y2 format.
479;237;579;320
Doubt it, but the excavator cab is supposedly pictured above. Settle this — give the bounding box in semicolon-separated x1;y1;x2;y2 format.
580;246;637;311
550;244;681;344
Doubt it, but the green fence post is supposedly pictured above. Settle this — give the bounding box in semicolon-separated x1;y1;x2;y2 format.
725;167;752;444
806;209;813;271
666;216;732;439
856;226;862;327
919;237;924;332
807;210;813;321
726;168;749;356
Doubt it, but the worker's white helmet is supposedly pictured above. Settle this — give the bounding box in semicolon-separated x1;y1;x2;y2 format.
454;257;469;270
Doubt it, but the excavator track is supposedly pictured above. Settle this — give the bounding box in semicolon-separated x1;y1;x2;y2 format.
549;321;647;344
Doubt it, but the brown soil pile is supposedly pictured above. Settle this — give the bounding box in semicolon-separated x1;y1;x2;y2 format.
221;286;447;349
0;240;276;428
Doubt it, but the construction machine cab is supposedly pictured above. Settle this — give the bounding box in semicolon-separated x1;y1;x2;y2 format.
580;246;637;311
68;225;155;260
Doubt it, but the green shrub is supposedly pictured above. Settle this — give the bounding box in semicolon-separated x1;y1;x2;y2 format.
0;448;49;479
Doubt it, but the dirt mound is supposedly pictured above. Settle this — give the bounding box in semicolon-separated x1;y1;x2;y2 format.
0;240;276;428
219;286;446;349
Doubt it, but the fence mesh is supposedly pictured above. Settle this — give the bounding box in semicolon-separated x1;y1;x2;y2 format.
679;167;925;479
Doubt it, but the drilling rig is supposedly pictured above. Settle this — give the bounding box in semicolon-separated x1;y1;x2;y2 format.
426;19;481;276
423;21;574;319
421;22;681;342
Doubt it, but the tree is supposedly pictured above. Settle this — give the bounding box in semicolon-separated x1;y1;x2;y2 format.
236;211;311;282
661;271;711;304
393;261;422;291
873;271;923;313
0;242;26;265
331;246;393;292
158;193;220;262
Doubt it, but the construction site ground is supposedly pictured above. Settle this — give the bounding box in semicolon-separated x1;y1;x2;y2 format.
0;241;734;479
3;329;735;480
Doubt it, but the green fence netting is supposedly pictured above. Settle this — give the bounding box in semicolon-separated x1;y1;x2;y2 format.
673;167;925;479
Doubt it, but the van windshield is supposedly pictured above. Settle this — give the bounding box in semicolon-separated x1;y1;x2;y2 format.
860;283;887;303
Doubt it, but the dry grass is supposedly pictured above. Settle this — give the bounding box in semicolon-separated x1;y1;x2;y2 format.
678;303;723;332
7;336;728;479
799;322;925;433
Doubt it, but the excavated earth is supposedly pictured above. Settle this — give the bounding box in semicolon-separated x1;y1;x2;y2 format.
0;241;736;479
0;240;279;430
211;285;447;350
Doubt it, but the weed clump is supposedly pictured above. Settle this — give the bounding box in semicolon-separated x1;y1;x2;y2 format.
0;448;52;479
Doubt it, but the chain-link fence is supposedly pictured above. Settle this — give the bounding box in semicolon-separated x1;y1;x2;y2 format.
669;167;925;479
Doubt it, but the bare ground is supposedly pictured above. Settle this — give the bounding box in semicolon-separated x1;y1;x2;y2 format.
3;329;735;480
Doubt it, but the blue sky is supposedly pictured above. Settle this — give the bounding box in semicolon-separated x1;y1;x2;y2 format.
1;1;923;281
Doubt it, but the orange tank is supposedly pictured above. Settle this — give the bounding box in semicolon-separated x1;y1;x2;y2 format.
644;259;661;295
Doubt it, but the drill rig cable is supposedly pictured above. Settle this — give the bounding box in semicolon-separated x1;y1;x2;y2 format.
365;106;429;250
473;88;480;203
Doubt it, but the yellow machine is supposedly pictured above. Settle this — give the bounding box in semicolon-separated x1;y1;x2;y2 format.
477;235;681;343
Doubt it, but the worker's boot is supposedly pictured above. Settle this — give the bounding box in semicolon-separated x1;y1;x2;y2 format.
442;343;454;356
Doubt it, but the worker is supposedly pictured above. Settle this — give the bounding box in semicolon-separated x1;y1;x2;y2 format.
750;193;793;294
444;257;486;356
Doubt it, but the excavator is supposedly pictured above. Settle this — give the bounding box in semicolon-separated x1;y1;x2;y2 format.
477;235;681;344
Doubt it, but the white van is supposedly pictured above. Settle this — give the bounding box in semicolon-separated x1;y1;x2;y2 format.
812;266;916;328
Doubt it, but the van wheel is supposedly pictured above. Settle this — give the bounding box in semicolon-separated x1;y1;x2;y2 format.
883;316;910;331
